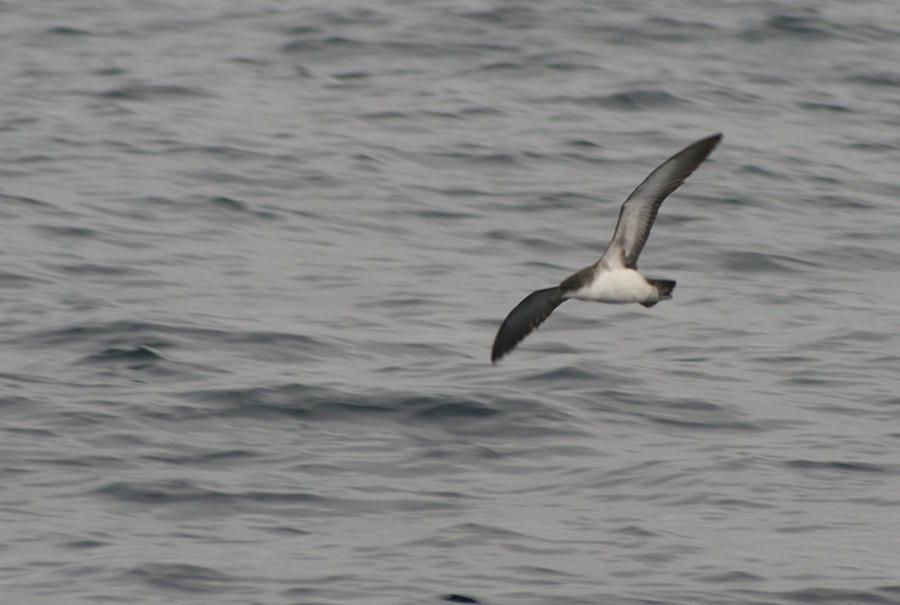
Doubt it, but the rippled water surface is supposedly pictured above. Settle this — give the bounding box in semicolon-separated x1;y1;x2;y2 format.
2;2;900;604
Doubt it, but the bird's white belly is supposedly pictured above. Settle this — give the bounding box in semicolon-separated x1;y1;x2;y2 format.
570;268;655;303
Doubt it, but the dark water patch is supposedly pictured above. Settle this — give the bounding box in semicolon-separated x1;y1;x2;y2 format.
96;478;462;518
413;398;500;420
282;23;321;35
0;113;41;132
0;192;59;212
459;105;504;116
577;19;712;45
574;387;647;413
811;328;894;346
79;345;165;365
93;66;127;76
430;150;521;167
479;60;521;72
263;525;311;536
585;459;669;490
442;594;482;604
168;144;280;161
692;191;758;209
3;424;56;439
520;365;610;384
648;409;762;434
60;539;107;550
718;250;818;273
560;151;614;165
566;138;601;149
534;190;598;210
281;35;364;55
817;244;900;270
18;320;330;362
191;195;278;220
218;330;335;355
799;101;852;113
0;395;40;411
784;459;889;475
383;39;517;58
412;522;538;548
554;89;685;111
40;452;132;470
315;7;388;26
739;163;790;179
99;84;212;101
749;354;815;365
123;562;235;594
848;141;898;153
699;570;763;583
649;343;719;358
143;448;257;466
846;496;900;508
461;5;539;28
669;494;774;510
185;383;578;437
577;387;761;432
51;408;122;430
781;374;858;389
370;296;437;309
846;72;900;88
0;269;46;288
483;229;564;252
409;208;480;222
645;16;716;33
184;383;387;421
93;478;326;507
612;525;658;538
618;16;718;43
541;60;596;72
19;321;179;347
665;398;726;413
416;110;464;120
34;225;98;239
172;389;294;420
776;524;834;534
415;185;502;198
279;576;362;601
524;49;600;71
332;70;369;80
742;12;835;42
51;263;152;277
44;26;92;36
771;586;900;604
361;110;408;120
810;193;876;210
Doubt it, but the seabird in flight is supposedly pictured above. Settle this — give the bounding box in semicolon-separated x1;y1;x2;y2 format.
491;133;722;363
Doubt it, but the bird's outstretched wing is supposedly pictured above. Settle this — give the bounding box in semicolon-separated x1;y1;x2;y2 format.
491;287;566;363
601;133;721;269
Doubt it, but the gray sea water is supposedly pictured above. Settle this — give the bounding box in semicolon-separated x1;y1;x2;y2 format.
2;2;900;604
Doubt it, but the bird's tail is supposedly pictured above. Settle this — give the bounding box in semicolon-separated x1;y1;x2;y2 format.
641;279;676;308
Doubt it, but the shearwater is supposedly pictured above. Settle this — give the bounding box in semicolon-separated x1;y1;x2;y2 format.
491;133;722;363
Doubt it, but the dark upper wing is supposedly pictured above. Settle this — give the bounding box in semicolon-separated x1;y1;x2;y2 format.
491;287;565;363
600;133;722;269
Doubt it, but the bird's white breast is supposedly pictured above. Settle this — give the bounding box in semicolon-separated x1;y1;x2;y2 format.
569;268;655;303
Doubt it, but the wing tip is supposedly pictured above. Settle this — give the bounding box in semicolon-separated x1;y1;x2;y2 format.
701;132;724;149
490;346;503;364
490;332;514;364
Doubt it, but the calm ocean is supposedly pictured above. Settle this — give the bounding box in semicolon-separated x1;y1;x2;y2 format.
2;2;899;604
